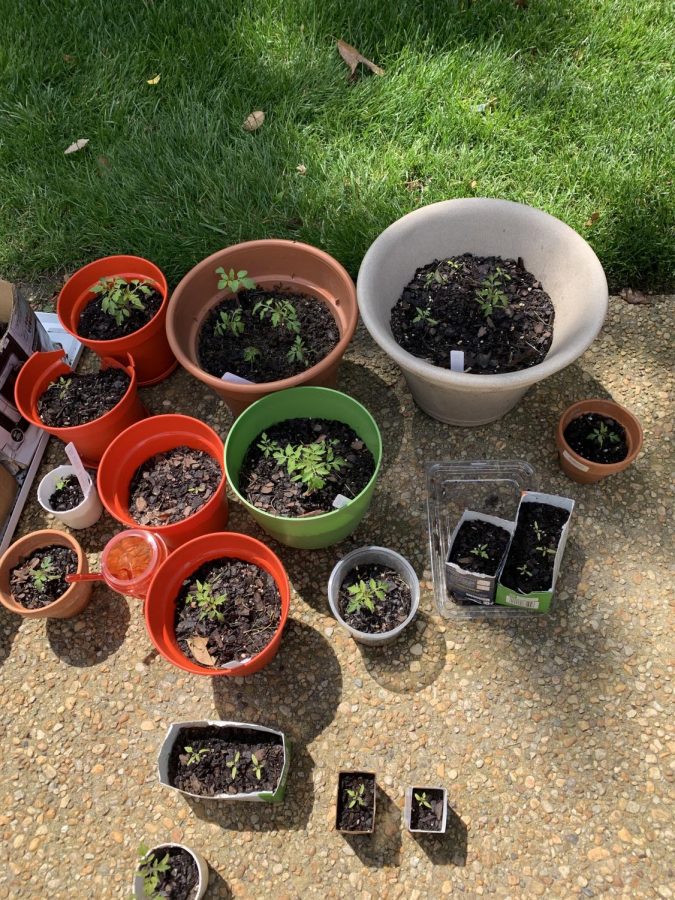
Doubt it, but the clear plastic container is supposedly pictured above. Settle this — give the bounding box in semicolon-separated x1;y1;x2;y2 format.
100;530;168;600
426;459;551;619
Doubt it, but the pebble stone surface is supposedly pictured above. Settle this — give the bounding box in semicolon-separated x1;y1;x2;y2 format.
0;288;672;899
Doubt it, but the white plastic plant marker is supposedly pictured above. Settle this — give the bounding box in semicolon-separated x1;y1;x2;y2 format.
221;372;255;385
332;494;351;509
450;350;465;372
65;443;92;497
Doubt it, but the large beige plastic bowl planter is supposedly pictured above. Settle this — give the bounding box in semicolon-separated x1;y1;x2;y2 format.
357;198;608;426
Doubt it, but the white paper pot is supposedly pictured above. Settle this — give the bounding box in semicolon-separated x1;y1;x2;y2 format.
133;843;208;900
328;546;420;646
404;785;448;834
37;464;103;529
357;198;608;425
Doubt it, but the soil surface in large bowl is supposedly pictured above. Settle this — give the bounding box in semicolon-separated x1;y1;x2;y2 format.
239;418;375;516
174;557;281;668
138;846;199;900
9;545;78;609
390;254;554;374
501;503;570;594
77;279;162;340
337;562;412;634
563;412;628;464
448;519;511;576
168;725;285;796
336;772;376;832
128;446;221;527
197;288;339;383
48;475;84;512
38;368;130;427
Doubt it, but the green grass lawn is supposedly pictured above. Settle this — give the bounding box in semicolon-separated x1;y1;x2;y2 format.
0;0;673;289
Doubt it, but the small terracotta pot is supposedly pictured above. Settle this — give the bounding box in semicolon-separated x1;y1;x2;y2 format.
14;350;145;467
166;239;358;415
56;255;177;385
0;529;92;618
556;399;643;484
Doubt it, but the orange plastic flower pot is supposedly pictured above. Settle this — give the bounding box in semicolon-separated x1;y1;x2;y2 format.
144;532;291;676
14;350;146;467
97;414;228;549
56;255;177;385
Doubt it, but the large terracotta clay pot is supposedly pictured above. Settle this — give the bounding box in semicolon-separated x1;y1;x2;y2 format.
165;239;358;415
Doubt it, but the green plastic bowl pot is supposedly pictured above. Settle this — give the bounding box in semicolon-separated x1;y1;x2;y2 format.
224;387;382;549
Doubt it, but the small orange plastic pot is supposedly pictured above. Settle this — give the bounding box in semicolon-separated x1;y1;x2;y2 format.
97;414;228;549
145;532;291;676
56;255;177;385
14;350;146;467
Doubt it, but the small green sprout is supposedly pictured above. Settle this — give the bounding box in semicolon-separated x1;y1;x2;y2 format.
191;579;228;623
475;269;511;317
136;843;170;898
533;519;544;542
54;477;67;492
214;307;244;337
470;544;489;560
257;432;279;458
586;421;621;448
55;376;70;400
215;267;256;293
187;484;205;495
517;563;532;577
243;346;261;364
346;782;367;809
31;556;59;593
274;440;344;493
446;258;462;270
226;750;241;780
286;335;307;364
424;267;447;287
413;307;439;326
536;545;556;557
251;753;265;780
346;578;388;615
253;297;300;333
414;791;432;809
91;277;152;327
184;746;210;766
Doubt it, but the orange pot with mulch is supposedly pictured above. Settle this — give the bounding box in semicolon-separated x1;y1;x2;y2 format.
165;239;358;416
556;398;643;484
0;529;92;618
57;255;177;385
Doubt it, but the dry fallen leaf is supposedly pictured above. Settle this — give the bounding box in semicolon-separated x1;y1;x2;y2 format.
619;287;651;305
187;636;216;667
97;155;109;168
147;74;161;85
296;163;307;175
63;54;75;63
64;138;89;155
243;110;265;132
470;179;478;190
337;39;384;79
585;211;600;227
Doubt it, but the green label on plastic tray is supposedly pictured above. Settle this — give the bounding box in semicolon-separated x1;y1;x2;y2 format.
494;583;552;613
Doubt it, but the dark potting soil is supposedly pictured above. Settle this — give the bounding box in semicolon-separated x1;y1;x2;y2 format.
564;412;628;464
168;725;285;797
239;418;375;517
9;545;77;609
197;289;340;382
410;787;446;832
501;502;570;594
77;284;162;340
174;557;282;668
338;563;412;635
48;475;84;511
128;446;221;527
37;368;131;428
139;846;199;900
390;254;554;374
448;519;511;576
336;772;376;832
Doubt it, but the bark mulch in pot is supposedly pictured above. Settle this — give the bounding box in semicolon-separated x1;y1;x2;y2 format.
9;545;78;609
168;725;285;797
448;519;511;575
77;279;162;340
336;772;376;832
410;787;446;832
239;418;375;517
390;253;554;374
128;446;221;527
563;412;628;464
48;474;84;511
37;368;131;427
197;289;339;382
138;845;199;900
174;557;281;668
337;563;411;634
500;502;570;594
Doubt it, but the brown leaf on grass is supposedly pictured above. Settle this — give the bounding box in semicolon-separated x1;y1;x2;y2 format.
146;74;160;85
469;179;478;190
186;636;216;667
97;155;109;168
64;138;89;155
584;211;600;227
296;163;307;175
243;110;265;132
63;54;75;63
619;287;651;305
337;39;384;79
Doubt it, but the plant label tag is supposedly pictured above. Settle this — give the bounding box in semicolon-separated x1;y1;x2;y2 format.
450;350;465;372
221;372;255;385
332;494;351;509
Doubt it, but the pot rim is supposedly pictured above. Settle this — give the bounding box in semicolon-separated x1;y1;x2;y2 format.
556;398;644;472
133;842;207;900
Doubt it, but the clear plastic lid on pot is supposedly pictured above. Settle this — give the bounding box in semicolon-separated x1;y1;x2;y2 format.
100;530;168;600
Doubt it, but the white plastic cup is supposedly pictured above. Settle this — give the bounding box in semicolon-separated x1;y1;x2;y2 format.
133;843;208;900
328;546;420;646
37;464;103;529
